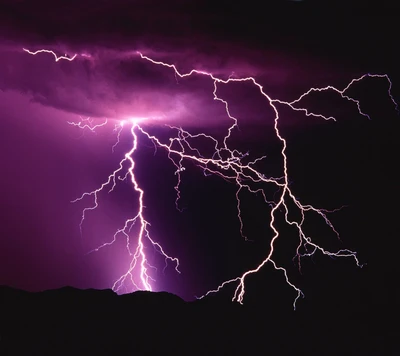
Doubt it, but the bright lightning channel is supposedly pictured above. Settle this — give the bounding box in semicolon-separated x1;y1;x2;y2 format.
23;47;398;309
22;48;77;62
70;117;181;293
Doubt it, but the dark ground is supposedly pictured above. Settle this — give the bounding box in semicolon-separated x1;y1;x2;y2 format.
0;284;398;355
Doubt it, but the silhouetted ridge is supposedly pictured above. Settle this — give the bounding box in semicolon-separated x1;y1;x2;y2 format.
0;286;396;355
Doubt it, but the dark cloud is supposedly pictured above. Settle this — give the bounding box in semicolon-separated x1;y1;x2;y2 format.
0;0;398;131
1;0;387;125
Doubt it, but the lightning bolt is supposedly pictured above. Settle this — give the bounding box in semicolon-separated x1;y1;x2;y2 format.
67;116;109;139
23;47;398;309
70;118;180;292
22;48;78;62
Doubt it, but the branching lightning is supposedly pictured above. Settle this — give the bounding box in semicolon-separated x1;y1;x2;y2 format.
23;47;398;309
22;48;78;62
70;118;181;293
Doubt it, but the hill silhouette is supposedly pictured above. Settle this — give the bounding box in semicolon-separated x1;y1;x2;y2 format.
0;285;397;355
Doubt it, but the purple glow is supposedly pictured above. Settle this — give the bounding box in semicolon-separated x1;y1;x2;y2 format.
12;46;397;309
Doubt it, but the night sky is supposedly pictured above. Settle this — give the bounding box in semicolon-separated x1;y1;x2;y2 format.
0;0;399;310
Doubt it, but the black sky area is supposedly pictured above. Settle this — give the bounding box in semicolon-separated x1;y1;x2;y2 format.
0;0;399;319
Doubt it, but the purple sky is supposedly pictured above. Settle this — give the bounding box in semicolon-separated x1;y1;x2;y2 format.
0;0;399;304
